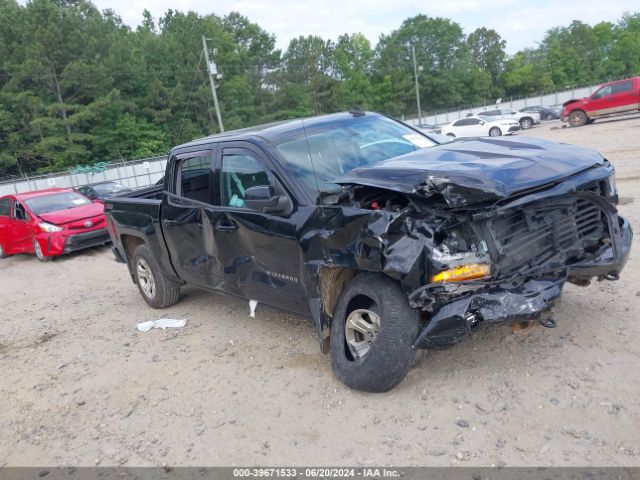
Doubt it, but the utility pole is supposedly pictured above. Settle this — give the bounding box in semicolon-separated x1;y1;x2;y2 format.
202;35;224;133
410;45;422;122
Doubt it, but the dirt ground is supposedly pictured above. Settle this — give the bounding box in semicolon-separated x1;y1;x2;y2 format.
1;115;639;467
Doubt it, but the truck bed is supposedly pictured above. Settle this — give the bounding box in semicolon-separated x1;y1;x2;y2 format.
105;184;163;250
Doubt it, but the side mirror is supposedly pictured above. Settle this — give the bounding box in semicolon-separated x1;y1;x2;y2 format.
244;185;288;214
479;120;485;125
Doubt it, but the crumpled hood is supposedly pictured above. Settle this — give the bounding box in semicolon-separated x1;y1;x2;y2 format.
335;137;604;207
38;202;104;225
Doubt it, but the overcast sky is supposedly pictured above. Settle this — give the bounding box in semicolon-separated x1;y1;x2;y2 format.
41;0;640;53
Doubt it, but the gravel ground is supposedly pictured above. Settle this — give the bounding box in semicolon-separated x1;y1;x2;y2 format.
1;115;639;467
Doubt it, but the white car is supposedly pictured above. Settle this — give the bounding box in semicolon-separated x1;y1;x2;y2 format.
440;116;520;138
477;108;541;130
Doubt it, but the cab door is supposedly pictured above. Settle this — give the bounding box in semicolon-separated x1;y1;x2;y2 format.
160;148;225;289
207;143;308;314
586;84;613;116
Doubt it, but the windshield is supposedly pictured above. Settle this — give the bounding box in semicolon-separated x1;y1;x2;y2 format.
92;182;129;195
24;192;92;215
275;115;437;195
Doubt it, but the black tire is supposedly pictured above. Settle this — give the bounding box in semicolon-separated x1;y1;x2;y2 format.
586;118;596;124
447;133;455;138
569;110;587;127
0;241;7;259
132;244;180;309
330;273;422;392
33;239;51;262
489;127;502;137
520;117;533;129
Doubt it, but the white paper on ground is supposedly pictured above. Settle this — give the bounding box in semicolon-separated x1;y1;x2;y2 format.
249;299;258;318
136;318;187;332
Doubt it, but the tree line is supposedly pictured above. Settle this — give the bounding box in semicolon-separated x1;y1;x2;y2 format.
0;0;639;177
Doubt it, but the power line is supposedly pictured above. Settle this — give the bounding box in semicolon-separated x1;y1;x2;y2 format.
178;49;203;139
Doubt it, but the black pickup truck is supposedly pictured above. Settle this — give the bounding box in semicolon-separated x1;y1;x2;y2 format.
105;111;632;392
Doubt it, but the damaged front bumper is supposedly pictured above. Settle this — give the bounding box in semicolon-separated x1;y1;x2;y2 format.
410;213;632;349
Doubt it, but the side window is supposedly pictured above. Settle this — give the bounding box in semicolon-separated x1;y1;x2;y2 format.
612;81;633;94
453;119;466;127
468;118;481;125
177;155;212;204
13;201;29;221
221;152;270;208
593;85;611;99
0;198;10;217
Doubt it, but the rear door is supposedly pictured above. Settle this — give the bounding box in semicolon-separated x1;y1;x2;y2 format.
160;148;225;289
207;142;308;314
609;79;638;113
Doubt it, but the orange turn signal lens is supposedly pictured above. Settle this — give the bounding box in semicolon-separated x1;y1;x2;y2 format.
430;263;491;283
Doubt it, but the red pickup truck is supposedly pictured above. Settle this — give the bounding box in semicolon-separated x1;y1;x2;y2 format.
562;77;640;126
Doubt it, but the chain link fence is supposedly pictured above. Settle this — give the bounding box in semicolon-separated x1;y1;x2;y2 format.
0;156;168;196
404;83;603;126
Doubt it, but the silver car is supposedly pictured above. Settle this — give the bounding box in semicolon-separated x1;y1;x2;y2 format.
478;108;541;130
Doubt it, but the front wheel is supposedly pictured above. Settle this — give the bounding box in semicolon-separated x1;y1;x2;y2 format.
330;274;422;392
520;117;533;129
489;127;502;137
34;239;51;262
446;133;455;138
569;110;588;127
132;244;180;308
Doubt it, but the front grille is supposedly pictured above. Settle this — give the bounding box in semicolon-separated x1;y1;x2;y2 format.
64;228;110;253
487;194;607;273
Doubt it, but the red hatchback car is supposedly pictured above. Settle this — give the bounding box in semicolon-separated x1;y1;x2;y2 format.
0;188;110;261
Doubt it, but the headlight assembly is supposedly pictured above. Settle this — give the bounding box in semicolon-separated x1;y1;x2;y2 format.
39;222;63;233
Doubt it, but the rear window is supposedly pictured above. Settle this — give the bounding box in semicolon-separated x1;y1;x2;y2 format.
24;192;91;215
613;81;633;94
0;197;10;217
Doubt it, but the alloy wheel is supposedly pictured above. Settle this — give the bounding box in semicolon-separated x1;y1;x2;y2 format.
136;258;156;299
34;240;44;260
345;308;381;360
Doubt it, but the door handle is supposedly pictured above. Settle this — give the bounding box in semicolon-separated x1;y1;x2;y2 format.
214;221;238;232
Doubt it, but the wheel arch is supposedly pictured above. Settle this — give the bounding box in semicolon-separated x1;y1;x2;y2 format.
317;266;357;353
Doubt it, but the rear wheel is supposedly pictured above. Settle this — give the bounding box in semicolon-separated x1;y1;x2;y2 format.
34;239;51;262
447;133;455;138
132;244;180;309
330;274;422;392
569;110;588;127
489;127;502;137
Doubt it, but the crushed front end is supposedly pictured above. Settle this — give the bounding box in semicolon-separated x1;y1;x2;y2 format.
409;166;632;349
